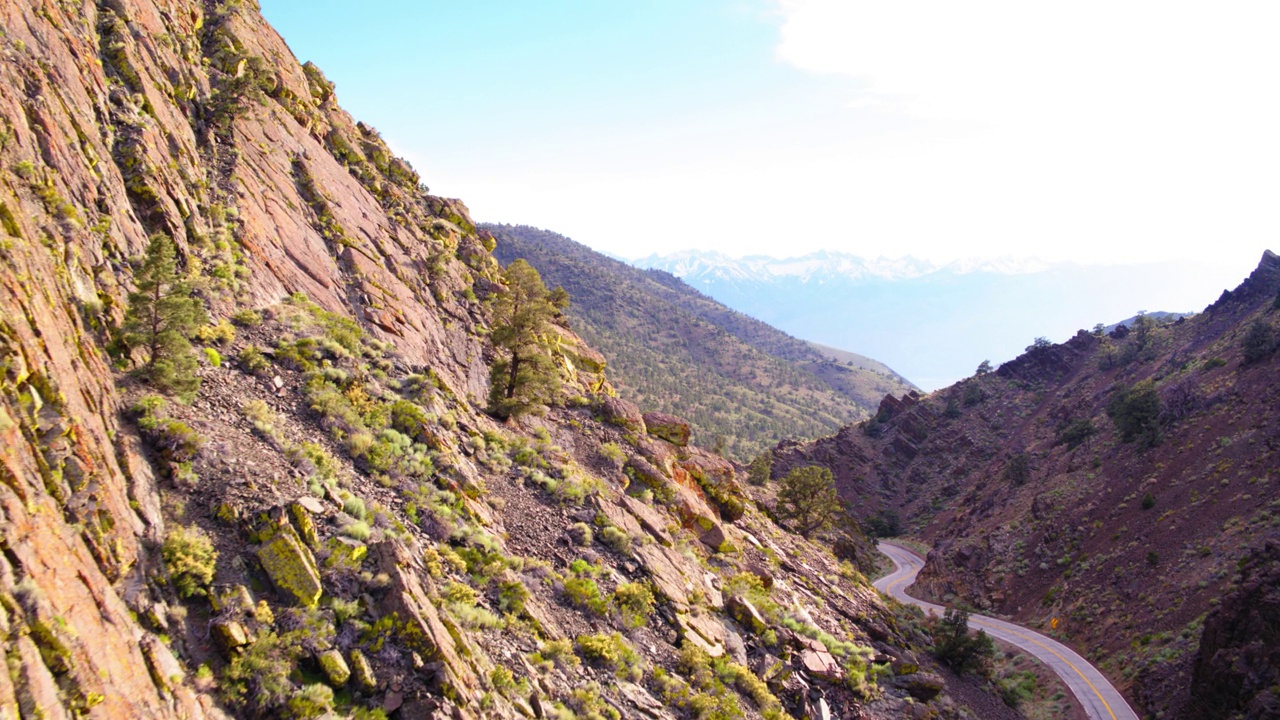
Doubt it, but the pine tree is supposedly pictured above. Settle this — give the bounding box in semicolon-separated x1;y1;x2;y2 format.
746;451;772;486
932;607;995;675
487;259;562;418
776;465;839;538
123;234;207;400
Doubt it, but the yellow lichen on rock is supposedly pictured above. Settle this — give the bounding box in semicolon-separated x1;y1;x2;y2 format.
255;527;322;606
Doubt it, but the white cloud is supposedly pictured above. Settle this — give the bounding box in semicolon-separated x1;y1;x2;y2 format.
764;1;1280;268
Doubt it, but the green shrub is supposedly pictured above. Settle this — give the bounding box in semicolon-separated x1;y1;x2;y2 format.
162;525;217;598
562;683;621;720
567;522;593;546
498;579;530;614
389;399;430;437
123;234;207;400
342;495;369;520
776;466;839;538
161;420;204;462
1142;492;1156;510
221;631;301;714
563;576;607;615
1003;453;1031;486
598;442;626;468
997;670;1038;709
285;683;333;719
449;603;503;629
195;319;237;345
239;345;270;375
612;581;655;628
341;521;371;541
276;337;322;371
230;308;263;327
598;525;631;555
529;638;579;671
444;581;479;605
1057;419;1097;449
489;666;527;699
203;347;223;367
576;632;643;680
243;399;276;437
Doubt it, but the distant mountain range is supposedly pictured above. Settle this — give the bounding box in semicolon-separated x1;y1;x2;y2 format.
632;251;1228;390
485;225;916;459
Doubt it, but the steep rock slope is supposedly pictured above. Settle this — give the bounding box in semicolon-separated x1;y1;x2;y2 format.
487;224;914;460
0;2;1013;719
771;252;1280;718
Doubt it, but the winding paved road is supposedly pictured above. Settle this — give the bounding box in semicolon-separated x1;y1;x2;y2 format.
874;542;1139;720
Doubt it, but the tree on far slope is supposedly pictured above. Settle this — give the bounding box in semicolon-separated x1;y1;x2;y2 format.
1242;320;1275;364
776;465;839;538
487;259;563;418
1106;380;1162;448
975;359;992;376
123;234;206;400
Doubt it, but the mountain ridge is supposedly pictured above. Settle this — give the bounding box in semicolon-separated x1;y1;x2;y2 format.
485;223;917;460
633;250;1241;390
768;249;1280;719
0;3;1021;718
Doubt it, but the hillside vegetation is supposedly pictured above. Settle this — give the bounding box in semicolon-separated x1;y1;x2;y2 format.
0;2;1016;719
773;251;1280;719
487;224;915;460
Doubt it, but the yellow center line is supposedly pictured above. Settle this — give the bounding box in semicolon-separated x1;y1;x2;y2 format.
979;621;1119;720
878;543;1122;720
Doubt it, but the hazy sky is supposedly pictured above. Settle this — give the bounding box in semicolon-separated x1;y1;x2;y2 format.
260;1;1280;276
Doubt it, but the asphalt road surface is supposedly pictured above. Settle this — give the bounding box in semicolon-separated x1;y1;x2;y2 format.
874;542;1140;720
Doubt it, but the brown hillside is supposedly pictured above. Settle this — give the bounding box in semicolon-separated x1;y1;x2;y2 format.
772;251;1280;718
0;1;1019;718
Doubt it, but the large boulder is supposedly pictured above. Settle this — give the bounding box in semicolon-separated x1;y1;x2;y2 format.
601;396;645;433
676;612;726;658
643;412;691;446
318;649;351;686
621;495;673;546
256;526;323;606
678;449;747;522
895;672;944;701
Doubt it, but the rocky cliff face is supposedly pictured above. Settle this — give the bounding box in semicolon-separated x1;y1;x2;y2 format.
1184;539;1280;720
0;2;1015;718
772;253;1280;717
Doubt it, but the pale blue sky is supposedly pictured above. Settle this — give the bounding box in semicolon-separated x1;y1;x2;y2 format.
261;1;1279;291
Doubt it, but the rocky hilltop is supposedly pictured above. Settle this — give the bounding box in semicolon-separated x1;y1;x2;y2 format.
0;1;1018;718
772;251;1280;718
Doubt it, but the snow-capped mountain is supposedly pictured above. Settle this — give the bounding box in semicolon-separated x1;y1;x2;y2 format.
635;250;1052;287
628;250;1237;390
